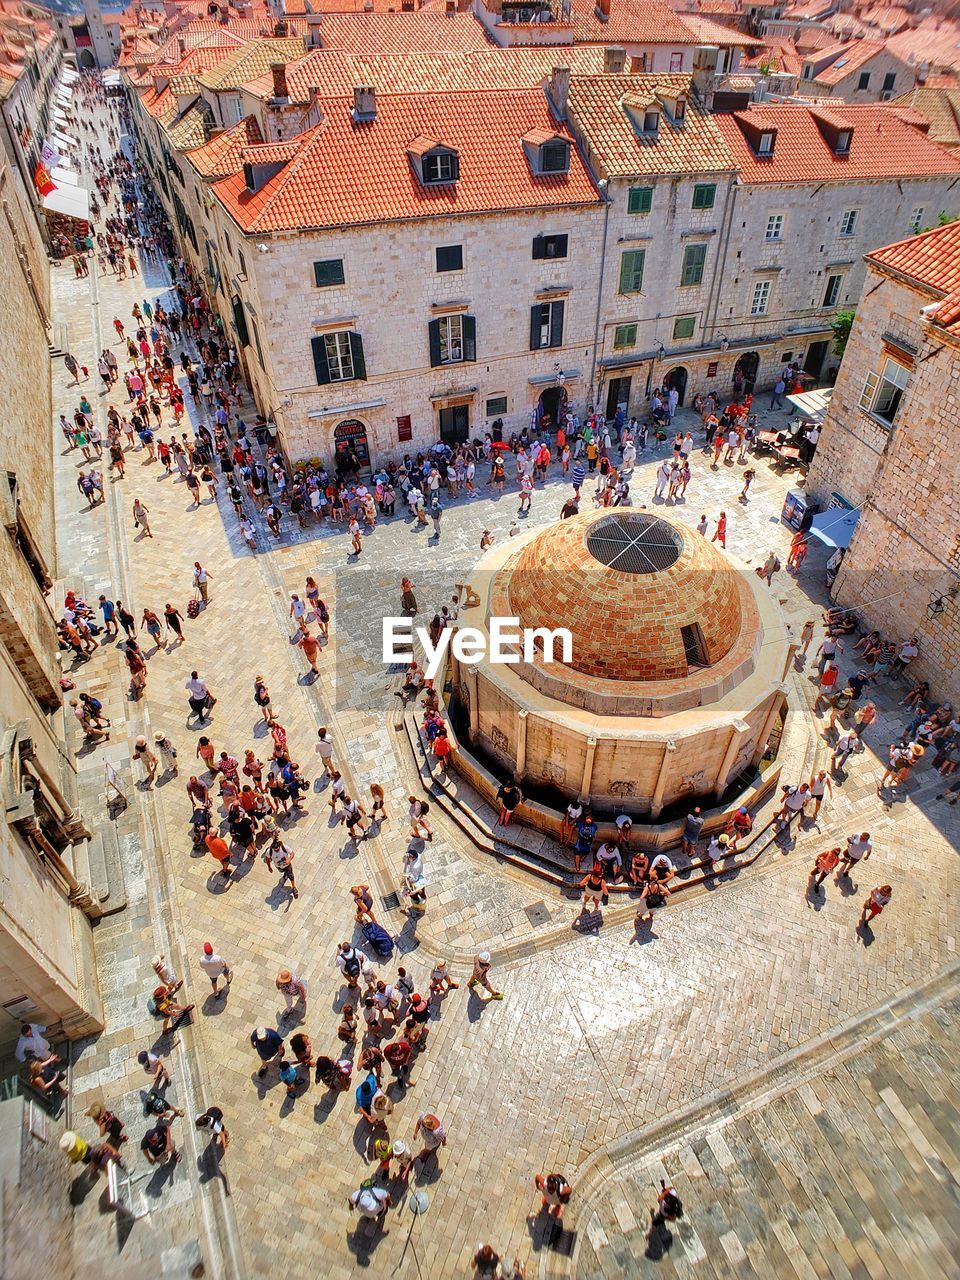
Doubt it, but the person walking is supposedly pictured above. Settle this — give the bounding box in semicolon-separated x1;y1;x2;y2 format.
163;602;185;644
535;1172;572;1221
200;941;232;995
250;1026;284;1078
808;846;841;891
276;969;307;1018
185;671;216;723
467;951;502;1001
132;498;152;537
712;511;727;548
265;836;298;898
858;885;892;930
316;727;336;776
195;1106;229;1153
400;1113;447;1177
193;562;212;605
808;770;833;819
838;831;872;879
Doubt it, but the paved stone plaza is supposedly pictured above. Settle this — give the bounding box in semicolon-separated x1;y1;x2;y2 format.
46;101;960;1280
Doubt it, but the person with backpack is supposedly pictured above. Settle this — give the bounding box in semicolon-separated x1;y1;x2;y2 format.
335;940;366;990
652;1180;683;1228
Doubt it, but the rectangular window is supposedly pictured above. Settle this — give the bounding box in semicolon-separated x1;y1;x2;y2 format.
857;71;870;90
670;51;683;72
530;300;565;350
765;214;784;241
839;209;858;236
673;315;696;340
325;330;354;381
313;258;345;288
909;206;924;231
540;141;569;173
823;274;842;307
613;323;637;349
238;247;247;278
485;396;507;416
680;243;706;287
751;280;771;315
435;244;463;273
423;152;458;183
627;186;653;214
618;249;645;294
532;233;569;260
692;183;716;210
882;71;896;93
251;319;264;368
439;314;464;363
860;357;909;424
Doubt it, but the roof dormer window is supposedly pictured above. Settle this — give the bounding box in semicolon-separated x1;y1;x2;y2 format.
835;129;851;155
674;96;686;123
643;109;660;134
423;151;458;183
758;130;775;155
539;140;570;173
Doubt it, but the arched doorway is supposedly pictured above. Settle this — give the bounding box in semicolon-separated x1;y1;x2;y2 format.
333;418;370;475
77;49;95;69
537;384;568;435
664;366;688;406
733;351;759;396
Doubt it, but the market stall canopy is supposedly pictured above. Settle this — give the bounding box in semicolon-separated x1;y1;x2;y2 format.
809;507;859;549
42;184;90;221
53;131;78;149
103;70;122;88
786;387;833;425
51;166;79;186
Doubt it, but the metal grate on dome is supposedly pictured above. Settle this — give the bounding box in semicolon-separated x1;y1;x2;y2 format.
585;514;682;574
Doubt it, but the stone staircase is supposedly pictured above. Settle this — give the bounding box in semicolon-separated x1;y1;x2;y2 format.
398;702;802;902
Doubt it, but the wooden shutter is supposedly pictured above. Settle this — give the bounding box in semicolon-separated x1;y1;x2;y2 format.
461;314;476;362
549;300;565;348
428;318;442;368
549;234;569;258
311;335;331;385
349;331;366;381
532;234;545;260
231;294;249;347
530;304;543;350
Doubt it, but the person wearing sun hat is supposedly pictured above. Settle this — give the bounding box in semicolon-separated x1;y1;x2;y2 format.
275;968;307;1017
399;1112;448;1178
467;951;502;1001
84;1099;127;1147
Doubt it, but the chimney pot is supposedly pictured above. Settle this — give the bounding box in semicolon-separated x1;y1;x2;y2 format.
270;62;288;100
550;65;571;118
353;84;376;120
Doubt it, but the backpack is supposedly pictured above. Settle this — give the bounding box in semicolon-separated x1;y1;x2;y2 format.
88;697;102;713
343;953;361;978
773;556;781;573
362;921;395;960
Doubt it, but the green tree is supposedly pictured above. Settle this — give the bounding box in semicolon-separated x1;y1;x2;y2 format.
831;310;855;358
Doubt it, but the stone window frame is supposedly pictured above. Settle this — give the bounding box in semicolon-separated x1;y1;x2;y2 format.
751;279;771;315
839;208;859;237
859;356;909;426
692;182;716;211
613;323;638;349
765;213;784;242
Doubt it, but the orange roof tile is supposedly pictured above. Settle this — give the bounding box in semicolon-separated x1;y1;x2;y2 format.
676;14;759;47
868;219;960;335
808;38;894;87
195;34;305;89
890;84;960;147
715;102;960;182
567;0;700;44
212;87;601;232
186;114;264;177
741;40;802;76
567;73;735;177
316;11;493;52
239;45;610;100
886;20;960;76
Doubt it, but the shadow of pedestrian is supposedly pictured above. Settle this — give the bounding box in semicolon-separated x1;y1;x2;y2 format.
855;922;876;947
644;1218;675;1260
69;1165;100;1205
196;1138;228;1190
837;874;859;898
344;1217;390;1267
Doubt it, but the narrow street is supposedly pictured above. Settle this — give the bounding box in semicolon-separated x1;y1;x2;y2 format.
48;84;960;1280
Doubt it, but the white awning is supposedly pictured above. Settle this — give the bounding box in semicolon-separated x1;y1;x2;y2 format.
42;184;90;221
103;70;122;88
53;109;70;126
785;386;833;425
61;68;78;83
51;166;79;186
53;131;78;149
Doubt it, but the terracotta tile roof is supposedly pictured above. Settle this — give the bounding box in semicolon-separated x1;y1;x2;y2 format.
166;101;211;149
886;20;960;75
715;102;960;182
781;0;835;19
139;84;176;119
212;87;601;231
808;38;891;87
567;73;735;177
794;27;839;53
742;40;802;76
860;5;912;33
118;34;162;67
185;114;264;177
890;85;960;147
240;45;609;101
868;220;960;335
195;34;305;89
316;12;493;52
677;14;760;47
567;0;701;44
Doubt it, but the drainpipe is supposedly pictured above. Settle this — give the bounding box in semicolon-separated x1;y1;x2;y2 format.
588;186;612;407
704;174;739;343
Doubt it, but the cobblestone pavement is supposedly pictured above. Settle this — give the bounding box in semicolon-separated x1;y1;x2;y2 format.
49;94;960;1279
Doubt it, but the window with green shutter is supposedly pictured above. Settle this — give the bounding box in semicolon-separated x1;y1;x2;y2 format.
618;249;645;294
672;315;696;340
680;243;706;287
627;186;653;214
692;183;716;210
613;324;637;349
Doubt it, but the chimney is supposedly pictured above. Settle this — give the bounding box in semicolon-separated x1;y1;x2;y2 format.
603;45;626;73
595;0;610;20
353;84;376;120
176;34;185;57
273;18;289;35
270;62;289;101
307;85;325;124
550;64;571;118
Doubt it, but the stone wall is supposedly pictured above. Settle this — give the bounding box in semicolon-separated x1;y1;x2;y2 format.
0;1099;74;1280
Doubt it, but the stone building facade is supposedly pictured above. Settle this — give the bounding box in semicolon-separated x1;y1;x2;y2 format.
0;155;103;1043
807;219;960;708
